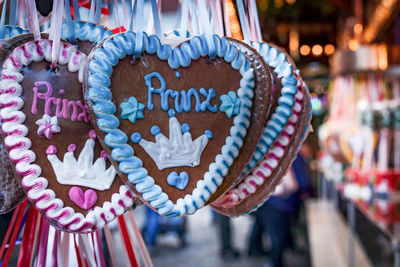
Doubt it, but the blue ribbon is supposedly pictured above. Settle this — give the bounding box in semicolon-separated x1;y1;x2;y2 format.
0;0;8;38
150;0;161;37
236;0;250;43
95;0;102;24
72;0;80;21
64;0;75;40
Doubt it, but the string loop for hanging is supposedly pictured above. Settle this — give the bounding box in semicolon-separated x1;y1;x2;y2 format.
236;0;251;43
134;0;145;58
150;0;161;37
49;0;65;69
72;0;80;20
64;0;75;41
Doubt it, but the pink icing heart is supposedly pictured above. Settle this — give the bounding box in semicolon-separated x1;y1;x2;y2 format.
68;186;98;210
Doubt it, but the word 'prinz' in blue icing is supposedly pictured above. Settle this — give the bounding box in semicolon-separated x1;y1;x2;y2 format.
167;171;189;190
120;96;145;123
220;91;241;118
145;72;218;113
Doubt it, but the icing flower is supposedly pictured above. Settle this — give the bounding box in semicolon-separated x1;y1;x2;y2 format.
220;91;241;118
120;96;145;123
35;114;61;139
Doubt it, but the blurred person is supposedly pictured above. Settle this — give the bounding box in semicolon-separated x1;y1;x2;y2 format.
212;210;240;259
248;152;313;267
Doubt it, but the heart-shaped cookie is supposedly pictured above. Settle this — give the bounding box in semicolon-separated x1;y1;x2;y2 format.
84;32;271;217
212;42;312;215
0;31;40;214
0;33;134;232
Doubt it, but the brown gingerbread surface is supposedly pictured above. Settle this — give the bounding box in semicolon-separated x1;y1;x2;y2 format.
84;36;272;206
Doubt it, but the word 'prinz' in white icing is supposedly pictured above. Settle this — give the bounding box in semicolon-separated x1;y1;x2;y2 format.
31;81;90;123
138;117;210;170
47;132;117;191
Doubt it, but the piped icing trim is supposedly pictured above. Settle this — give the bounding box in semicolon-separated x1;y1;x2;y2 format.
61;21;112;44
242;41;299;175
0;40;134;233
86;31;255;217
0;25;28;39
213;90;304;208
245;90;312;215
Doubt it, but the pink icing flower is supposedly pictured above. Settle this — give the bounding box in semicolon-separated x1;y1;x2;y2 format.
35;114;61;139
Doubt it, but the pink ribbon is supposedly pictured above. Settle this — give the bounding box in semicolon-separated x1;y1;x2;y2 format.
25;0;41;41
49;0;65;69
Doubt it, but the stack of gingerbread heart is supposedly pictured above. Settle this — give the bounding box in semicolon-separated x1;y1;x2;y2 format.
0;0;311;233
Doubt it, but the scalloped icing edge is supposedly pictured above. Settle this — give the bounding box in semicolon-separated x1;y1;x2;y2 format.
0;39;134;233
86;31;255;217
61;21;112;44
0;25;29;39
242;41;300;175
213;89;304;208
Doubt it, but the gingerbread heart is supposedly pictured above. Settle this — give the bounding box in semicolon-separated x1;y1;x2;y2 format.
0;31;134;232
0;31;40;214
84;32;272;217
212;42;312;215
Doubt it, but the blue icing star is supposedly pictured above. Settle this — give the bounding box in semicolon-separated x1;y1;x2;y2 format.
120;96;145;123
219;91;241;118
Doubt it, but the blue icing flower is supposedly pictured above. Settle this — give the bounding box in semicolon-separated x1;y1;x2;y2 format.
120;96;145;123
219;91;241;118
167;171;189;190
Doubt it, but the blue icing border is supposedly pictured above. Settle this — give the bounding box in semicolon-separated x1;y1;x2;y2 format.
0;25;28;39
61;21;112;44
241;42;299;175
86;31;255;217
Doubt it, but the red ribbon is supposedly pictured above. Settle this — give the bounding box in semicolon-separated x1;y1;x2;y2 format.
0;199;28;266
17;206;38;266
118;215;139;267
0;202;22;260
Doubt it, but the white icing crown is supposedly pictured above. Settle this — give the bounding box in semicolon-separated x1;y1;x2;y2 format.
139;117;209;170
47;139;116;191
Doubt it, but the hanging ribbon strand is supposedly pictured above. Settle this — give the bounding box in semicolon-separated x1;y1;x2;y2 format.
49;0;65;69
25;0;41;41
236;0;251;43
64;0;75;41
222;0;232;37
73;0;80;20
0;0;8;38
150;0;161;37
